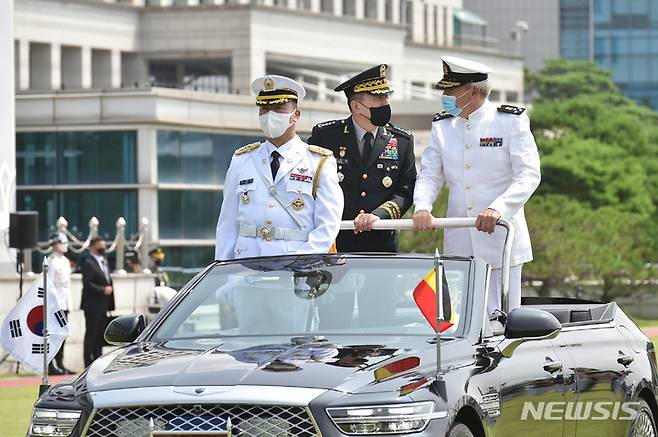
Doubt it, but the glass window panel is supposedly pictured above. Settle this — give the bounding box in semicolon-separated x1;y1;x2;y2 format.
158;190;222;239
16;132;58;185
158;130;181;183
58;131;137;184
157;130;260;185
60;190;137;240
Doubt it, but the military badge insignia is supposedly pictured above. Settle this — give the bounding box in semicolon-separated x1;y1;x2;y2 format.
377;163;384;169
297;167;308;174
339;146;347;158
290;173;313;183
382;176;393;188
239;178;253;185
379;138;399;160
479;137;503;147
241;192;250;204
337;172;344;182
263;77;275;91
292;198;305;211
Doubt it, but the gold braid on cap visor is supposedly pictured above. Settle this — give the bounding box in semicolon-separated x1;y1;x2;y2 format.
256;93;298;105
353;78;390;94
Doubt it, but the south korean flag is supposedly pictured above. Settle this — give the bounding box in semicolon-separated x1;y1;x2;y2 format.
0;267;70;373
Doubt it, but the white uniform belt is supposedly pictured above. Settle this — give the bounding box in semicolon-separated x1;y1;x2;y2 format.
239;224;309;242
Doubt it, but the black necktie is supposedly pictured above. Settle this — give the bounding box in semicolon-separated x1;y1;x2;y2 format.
271;150;281;179
363;132;374;162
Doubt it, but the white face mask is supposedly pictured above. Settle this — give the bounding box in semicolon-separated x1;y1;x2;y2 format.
259;110;295;139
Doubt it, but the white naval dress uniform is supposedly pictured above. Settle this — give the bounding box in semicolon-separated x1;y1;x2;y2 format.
414;100;541;314
48;252;72;311
215;135;343;260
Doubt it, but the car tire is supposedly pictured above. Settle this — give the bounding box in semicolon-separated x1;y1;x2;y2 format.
630;399;657;437
448;423;475;437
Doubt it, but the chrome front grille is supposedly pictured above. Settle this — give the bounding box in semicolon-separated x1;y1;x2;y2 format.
84;404;320;437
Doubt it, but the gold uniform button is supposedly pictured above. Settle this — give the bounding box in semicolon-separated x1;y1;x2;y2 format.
465;144;471;149
266;219;272;224
466;184;472;190
466;123;472;129
362;173;368;179
268;203;274;208
361;191;367;197
467;205;473;210
465;163;472;169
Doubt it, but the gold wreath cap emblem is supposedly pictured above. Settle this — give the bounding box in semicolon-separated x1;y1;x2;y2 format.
263;77;275;91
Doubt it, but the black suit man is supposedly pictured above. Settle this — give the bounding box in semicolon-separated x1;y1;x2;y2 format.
81;238;115;367
307;64;416;253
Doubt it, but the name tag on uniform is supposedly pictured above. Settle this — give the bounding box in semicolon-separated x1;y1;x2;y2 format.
290;173;313;183
480;137;503;147
239;178;254;185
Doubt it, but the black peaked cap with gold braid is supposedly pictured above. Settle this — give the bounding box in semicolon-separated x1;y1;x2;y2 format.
252;75;306;106
334;64;392;97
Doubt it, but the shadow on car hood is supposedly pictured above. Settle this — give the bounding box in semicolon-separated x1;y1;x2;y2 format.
83;335;471;395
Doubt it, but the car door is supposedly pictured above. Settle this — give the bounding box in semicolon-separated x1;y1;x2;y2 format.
552;325;633;437
488;337;570;437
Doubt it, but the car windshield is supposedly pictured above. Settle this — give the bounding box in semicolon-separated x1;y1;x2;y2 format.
152;255;472;341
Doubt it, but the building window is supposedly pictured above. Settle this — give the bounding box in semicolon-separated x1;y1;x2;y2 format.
157;130;261;185
17;190;138;241
506;91;519;103
58;131;137;184
489;89;501;101
15;132;57;185
385;0;392;21
16;129;138;245
158;190;222;240
16;131;137;185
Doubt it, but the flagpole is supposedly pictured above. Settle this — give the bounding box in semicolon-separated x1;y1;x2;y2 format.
40;257;49;394
434;249;444;381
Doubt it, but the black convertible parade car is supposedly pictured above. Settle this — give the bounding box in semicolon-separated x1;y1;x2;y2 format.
27;219;658;436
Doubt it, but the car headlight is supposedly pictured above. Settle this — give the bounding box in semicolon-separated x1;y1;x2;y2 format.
29;408;81;437
326;401;445;435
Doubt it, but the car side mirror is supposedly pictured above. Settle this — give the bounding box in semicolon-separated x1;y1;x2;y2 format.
500;308;561;358
104;314;146;346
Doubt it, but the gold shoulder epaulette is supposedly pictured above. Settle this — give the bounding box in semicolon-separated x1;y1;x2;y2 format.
497;105;526;115
308;145;333;157
433;111;454;122
235;142;261;155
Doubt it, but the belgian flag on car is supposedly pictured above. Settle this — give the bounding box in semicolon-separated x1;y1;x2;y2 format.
413;269;454;332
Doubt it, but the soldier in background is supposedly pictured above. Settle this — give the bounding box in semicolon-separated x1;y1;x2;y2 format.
148;247;169;287
48;232;74;375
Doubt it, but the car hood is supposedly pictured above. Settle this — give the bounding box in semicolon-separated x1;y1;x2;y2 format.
82;336;474;395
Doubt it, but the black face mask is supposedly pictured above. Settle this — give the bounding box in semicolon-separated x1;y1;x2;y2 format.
359;102;392;127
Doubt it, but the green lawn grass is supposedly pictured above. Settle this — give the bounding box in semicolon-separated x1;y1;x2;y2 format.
0;384;38;437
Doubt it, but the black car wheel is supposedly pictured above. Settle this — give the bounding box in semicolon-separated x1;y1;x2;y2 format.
448;423;475;437
630;399;657;437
